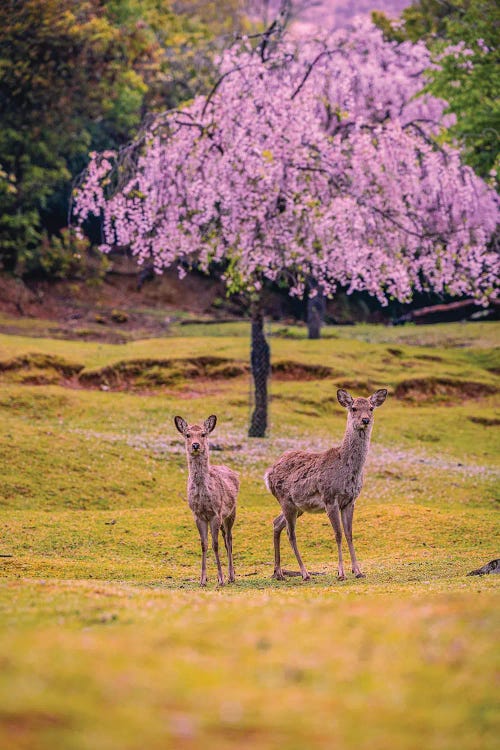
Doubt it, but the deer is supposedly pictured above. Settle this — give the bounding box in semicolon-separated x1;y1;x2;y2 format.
174;414;239;586
264;388;387;582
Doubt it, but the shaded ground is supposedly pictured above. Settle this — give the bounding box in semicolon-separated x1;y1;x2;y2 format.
0;265;232;342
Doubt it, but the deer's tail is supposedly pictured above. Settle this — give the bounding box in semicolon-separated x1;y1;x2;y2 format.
264;468;273;493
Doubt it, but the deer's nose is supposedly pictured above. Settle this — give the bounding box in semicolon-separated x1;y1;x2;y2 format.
192;442;200;450
362;418;370;425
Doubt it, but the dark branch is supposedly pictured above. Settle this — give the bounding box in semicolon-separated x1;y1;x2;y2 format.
291;47;345;100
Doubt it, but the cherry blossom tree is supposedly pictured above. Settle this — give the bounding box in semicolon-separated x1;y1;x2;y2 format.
73;18;499;437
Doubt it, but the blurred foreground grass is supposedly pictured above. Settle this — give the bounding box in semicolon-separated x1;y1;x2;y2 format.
0;322;499;749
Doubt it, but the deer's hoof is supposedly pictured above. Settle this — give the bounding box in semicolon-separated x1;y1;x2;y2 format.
302;573;311;581
228;575;235;584
355;572;366;579
337;574;346;581
272;571;285;581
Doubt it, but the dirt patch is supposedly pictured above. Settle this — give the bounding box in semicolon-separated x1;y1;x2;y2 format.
0;264;302;342
0;264;227;334
271;360;334;380
413;353;444;362
0;709;69;734
394;377;498;401
467;416;500;427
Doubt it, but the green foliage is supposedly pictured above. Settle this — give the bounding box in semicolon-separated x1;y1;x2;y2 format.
36;228;111;281
373;1;500;182
0;0;249;274
373;1;451;42
0;0;126;270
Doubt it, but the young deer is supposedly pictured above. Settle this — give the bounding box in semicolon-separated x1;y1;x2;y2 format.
174;415;239;586
265;388;387;581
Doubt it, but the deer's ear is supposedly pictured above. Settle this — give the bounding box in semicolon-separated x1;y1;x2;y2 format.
204;415;217;433
174;416;188;435
337;389;353;408
369;389;388;408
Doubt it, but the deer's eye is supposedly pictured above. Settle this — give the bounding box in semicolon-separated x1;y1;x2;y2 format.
201;432;207;438
369;407;374;411
352;407;357;413
186;433;191;439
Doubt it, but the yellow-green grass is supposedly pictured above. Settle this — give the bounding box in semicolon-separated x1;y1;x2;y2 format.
0;322;499;750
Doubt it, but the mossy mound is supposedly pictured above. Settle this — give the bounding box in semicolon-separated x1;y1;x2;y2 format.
271;360;334;380
0;353;83;378
78;357;337;390
395;377;497;401
339;379;378;393
79;356;249;390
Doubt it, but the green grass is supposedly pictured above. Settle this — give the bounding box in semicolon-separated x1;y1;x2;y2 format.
0;322;499;750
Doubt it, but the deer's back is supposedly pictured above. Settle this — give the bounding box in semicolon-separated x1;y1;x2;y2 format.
267;448;337;499
266;446;362;509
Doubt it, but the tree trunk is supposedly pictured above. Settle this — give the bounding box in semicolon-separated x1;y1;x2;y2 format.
248;306;270;438
306;281;325;339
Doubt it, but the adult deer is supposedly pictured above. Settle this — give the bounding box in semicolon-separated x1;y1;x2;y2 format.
265;388;387;581
174;415;239;586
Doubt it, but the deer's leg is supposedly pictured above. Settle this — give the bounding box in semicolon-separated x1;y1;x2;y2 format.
341;503;365;578
272;512;287;580
284;508;310;581
223;511;236;583
326;502;345;580
196;518;209;587
210;517;224;586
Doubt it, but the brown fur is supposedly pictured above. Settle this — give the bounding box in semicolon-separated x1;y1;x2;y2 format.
265;388;387;581
174;414;239;586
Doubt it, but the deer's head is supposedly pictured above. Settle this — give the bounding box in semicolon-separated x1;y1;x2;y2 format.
174;414;217;458
337;388;387;433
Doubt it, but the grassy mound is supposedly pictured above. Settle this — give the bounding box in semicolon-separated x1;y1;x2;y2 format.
79;356;248;390
271;360;334;380
0;352;343;390
0;352;83;377
395;377;497;401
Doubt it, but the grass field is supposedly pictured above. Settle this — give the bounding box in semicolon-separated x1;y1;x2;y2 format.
0;320;499;750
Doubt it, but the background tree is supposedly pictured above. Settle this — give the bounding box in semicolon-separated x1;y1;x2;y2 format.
74;20;499;436
306;278;326;340
0;0;248;275
373;0;500;184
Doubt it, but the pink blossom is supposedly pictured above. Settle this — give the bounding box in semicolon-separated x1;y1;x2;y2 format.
73;21;499;306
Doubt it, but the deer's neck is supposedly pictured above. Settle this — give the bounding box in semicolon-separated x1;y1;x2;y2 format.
187;453;210;490
339;425;371;473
